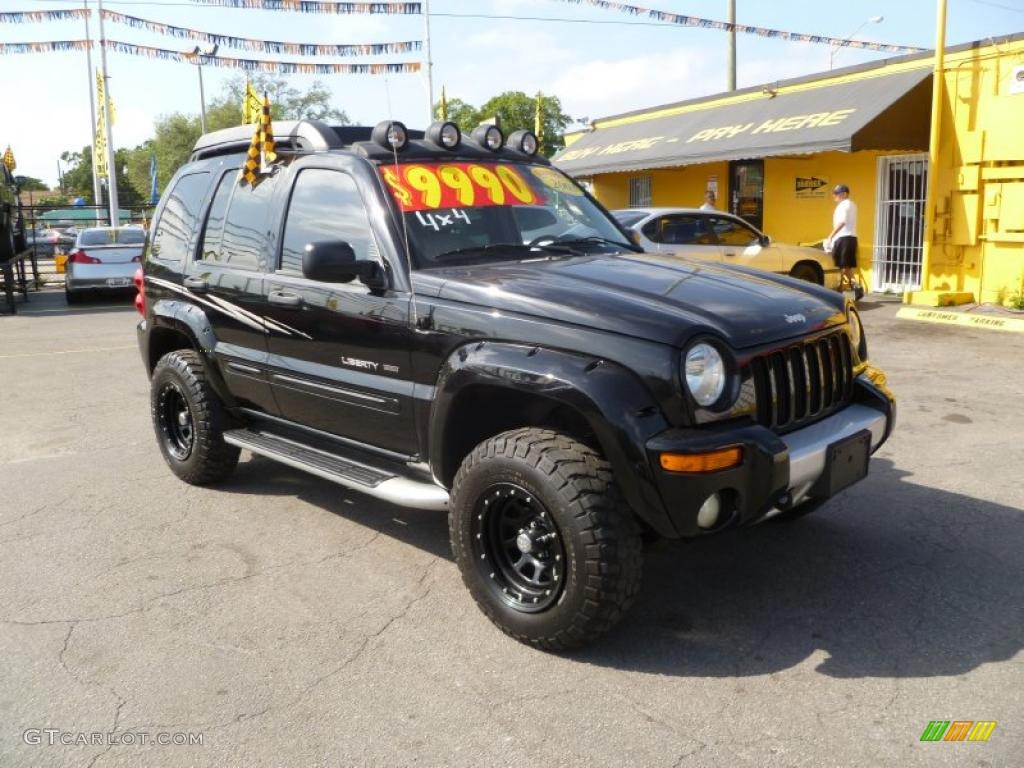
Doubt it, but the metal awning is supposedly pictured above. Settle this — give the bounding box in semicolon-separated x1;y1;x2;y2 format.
554;68;932;176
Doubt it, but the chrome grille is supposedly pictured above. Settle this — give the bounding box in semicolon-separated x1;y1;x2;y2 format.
751;331;854;431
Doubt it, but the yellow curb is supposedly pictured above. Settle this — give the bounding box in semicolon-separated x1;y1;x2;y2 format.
896;306;1024;333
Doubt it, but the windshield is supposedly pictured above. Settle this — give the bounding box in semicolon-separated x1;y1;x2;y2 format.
378;161;635;268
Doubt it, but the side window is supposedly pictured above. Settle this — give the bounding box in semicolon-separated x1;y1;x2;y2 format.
660;215;705;246
151;172;210;262
641;218;661;242
198;171;235;263
710;216;759;247
279;169;379;275
210;172;276;271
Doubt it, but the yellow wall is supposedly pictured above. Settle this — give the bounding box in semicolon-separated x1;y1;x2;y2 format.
925;38;1024;305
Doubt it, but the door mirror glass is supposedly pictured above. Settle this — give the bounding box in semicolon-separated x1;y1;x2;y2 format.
302;240;386;289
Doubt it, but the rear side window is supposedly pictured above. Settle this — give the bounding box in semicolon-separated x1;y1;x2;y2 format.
279;169;379;275
200;171;274;271
151;172;210;262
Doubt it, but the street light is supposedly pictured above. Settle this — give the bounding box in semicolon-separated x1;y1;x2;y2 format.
186;44;219;133
830;15;884;69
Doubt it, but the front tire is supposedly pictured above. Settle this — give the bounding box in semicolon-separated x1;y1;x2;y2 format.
150;350;239;485
449;428;642;651
790;262;823;285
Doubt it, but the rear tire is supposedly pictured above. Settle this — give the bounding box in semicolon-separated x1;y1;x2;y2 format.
790;262;823;285
151;350;239;485
449;428;643;651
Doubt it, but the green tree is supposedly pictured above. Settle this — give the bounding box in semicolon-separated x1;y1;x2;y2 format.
213;74;350;124
432;91;572;156
14;175;47;192
476;91;572;155
57;146;143;207
434;97;480;133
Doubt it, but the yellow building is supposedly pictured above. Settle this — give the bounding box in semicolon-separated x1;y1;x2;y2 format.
556;34;1024;305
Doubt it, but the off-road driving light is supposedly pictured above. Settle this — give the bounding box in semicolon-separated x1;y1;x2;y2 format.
472;124;504;151
507;130;539;156
684;342;726;406
697;493;722;529
427;121;461;149
372;120;409;152
659;447;743;473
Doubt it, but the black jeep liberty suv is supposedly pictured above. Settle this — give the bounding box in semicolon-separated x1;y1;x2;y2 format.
136;120;895;650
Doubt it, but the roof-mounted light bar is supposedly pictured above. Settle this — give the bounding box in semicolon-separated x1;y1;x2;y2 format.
372;120;409;152
426;121;461;150
506;130;539;156
471;124;504;152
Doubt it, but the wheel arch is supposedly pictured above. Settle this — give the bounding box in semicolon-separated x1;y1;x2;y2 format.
145;299;236;408
429;341;677;537
790;259;825;285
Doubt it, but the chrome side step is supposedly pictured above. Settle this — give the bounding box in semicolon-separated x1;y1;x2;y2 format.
223;428;449;510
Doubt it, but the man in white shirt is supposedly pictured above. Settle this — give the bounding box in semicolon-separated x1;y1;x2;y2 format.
699;190;717;211
826;184;860;296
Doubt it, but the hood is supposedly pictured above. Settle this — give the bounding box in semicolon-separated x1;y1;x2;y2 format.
418;253;847;349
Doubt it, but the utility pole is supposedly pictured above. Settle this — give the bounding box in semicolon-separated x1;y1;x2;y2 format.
423;0;435;122
83;0;104;218
96;0;119;227
727;0;736;91
919;0;948;295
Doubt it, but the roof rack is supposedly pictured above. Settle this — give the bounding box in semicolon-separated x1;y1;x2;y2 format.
190;119;343;161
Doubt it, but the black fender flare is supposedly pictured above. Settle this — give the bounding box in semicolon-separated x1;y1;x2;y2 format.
429;341;677;537
146;297;236;408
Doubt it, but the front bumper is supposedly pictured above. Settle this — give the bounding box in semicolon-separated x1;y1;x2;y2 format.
646;372;895;537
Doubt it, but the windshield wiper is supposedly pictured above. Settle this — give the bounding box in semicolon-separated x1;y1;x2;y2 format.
554;236;641;252
433;242;580;261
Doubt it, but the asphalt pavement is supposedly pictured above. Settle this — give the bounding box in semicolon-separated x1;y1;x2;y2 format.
1;291;1021;767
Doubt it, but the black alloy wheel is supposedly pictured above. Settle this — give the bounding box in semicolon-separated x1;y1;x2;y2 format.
471;483;566;613
157;381;195;461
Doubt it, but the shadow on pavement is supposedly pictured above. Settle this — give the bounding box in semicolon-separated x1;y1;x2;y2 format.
220;455;1023;679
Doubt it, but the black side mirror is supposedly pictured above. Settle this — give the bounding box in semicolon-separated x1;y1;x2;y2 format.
302;241;387;290
759;234;771;247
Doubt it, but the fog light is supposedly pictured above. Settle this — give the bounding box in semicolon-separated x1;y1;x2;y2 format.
697;493;722;529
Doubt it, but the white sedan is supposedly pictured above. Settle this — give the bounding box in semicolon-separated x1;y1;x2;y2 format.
613;207;839;288
65;227;145;303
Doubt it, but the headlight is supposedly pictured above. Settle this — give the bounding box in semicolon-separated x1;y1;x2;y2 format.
684;343;727;407
848;308;867;358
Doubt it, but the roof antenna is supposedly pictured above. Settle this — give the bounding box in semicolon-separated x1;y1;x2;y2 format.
383;73;420;331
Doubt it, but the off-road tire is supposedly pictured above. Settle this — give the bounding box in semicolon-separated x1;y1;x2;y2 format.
790;262;823;285
450;428;643;651
150;350;239;485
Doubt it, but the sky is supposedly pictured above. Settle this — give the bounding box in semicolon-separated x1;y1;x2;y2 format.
1;0;1022;185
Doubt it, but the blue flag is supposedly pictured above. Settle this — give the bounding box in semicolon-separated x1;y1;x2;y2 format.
149;154;159;204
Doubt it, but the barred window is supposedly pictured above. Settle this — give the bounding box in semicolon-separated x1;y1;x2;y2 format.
628;175;652;207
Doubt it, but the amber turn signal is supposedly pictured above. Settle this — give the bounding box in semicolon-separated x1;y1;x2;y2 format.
659;447;743;473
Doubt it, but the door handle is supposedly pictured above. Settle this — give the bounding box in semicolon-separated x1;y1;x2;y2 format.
184;276;208;292
268;290;302;308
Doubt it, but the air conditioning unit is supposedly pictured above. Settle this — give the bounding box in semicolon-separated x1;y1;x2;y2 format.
1011;65;1024;95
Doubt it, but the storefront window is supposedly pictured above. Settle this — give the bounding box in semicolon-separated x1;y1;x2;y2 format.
729;160;764;231
628;175;653;207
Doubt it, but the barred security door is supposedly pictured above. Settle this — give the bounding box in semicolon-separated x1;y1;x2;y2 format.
872;154;927;292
